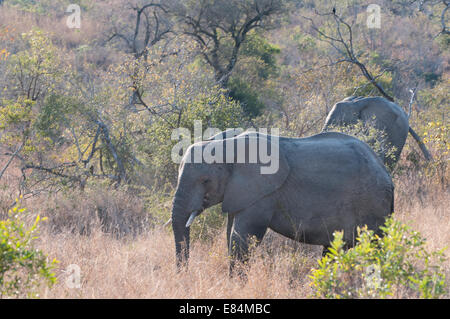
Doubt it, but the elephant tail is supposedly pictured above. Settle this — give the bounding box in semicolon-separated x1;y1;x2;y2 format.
408;126;433;161
391;186;395;214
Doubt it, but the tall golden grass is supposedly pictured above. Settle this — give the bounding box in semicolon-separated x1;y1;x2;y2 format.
28;175;448;298
0;154;448;298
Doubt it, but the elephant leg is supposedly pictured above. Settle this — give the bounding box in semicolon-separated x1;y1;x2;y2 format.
228;210;270;277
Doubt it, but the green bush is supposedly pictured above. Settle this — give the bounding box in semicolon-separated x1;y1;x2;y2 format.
326;118;398;170
0;199;57;298
189;205;226;242
240;32;280;80
310;216;447;299
228;77;266;118
145;89;247;185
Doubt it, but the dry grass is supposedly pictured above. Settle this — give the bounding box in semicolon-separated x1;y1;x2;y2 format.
35;227;320;298
40;187;150;237
1;157;448;298
27;178;448;298
33;197;449;299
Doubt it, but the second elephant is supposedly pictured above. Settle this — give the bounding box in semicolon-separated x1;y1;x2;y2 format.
323;96;432;169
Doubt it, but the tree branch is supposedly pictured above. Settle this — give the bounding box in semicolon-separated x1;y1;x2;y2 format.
0;142;24;181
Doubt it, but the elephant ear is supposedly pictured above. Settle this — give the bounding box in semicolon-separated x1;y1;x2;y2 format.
222;135;290;215
357;98;399;128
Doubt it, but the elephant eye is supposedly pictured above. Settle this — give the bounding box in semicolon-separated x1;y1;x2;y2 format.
202;179;210;185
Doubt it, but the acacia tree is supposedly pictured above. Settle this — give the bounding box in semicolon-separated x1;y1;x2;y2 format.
302;9;394;101
170;0;285;87
106;0;178;112
301;6;433;161
108;38;248;184
0;30;74;191
107;0;173;60
0;30;139;198
410;0;450;36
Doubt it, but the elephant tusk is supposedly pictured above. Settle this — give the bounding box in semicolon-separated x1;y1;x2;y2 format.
186;211;200;228
163;218;172;227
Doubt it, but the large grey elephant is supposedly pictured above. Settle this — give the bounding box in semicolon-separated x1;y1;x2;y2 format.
171;131;394;271
323;96;432;169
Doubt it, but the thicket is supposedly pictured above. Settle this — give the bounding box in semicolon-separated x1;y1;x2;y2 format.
0;199;57;298
310;216;447;299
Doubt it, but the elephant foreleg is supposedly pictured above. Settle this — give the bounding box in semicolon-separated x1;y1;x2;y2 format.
228;215;269;277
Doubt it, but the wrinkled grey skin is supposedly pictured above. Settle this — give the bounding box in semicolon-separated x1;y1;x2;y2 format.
172;131;394;271
323;96;431;169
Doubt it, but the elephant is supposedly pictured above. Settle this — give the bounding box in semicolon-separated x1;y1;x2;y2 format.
323;96;432;169
171;130;394;272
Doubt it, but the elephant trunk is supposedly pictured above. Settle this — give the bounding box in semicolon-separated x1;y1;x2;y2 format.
171;191;192;269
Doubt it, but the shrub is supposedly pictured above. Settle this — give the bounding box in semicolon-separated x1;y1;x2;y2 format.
146;89;247;185
310;216;447;299
422;121;449;188
189;205;226;242
228;77;266;118
326;118;398;170
0;199;57;298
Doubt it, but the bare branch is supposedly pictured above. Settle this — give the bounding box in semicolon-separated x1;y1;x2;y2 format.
82;126;101;167
106;2;172;58
22;162;78;181
407;87;417;119
303;10;395;102
440;0;450;34
94;117;126;184
172;0;284;87
0;142;24;180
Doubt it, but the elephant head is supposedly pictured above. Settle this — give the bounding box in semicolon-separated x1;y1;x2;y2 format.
323;101;361;131
171;134;290;268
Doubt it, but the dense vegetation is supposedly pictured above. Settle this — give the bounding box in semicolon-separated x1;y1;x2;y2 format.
0;0;448;298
